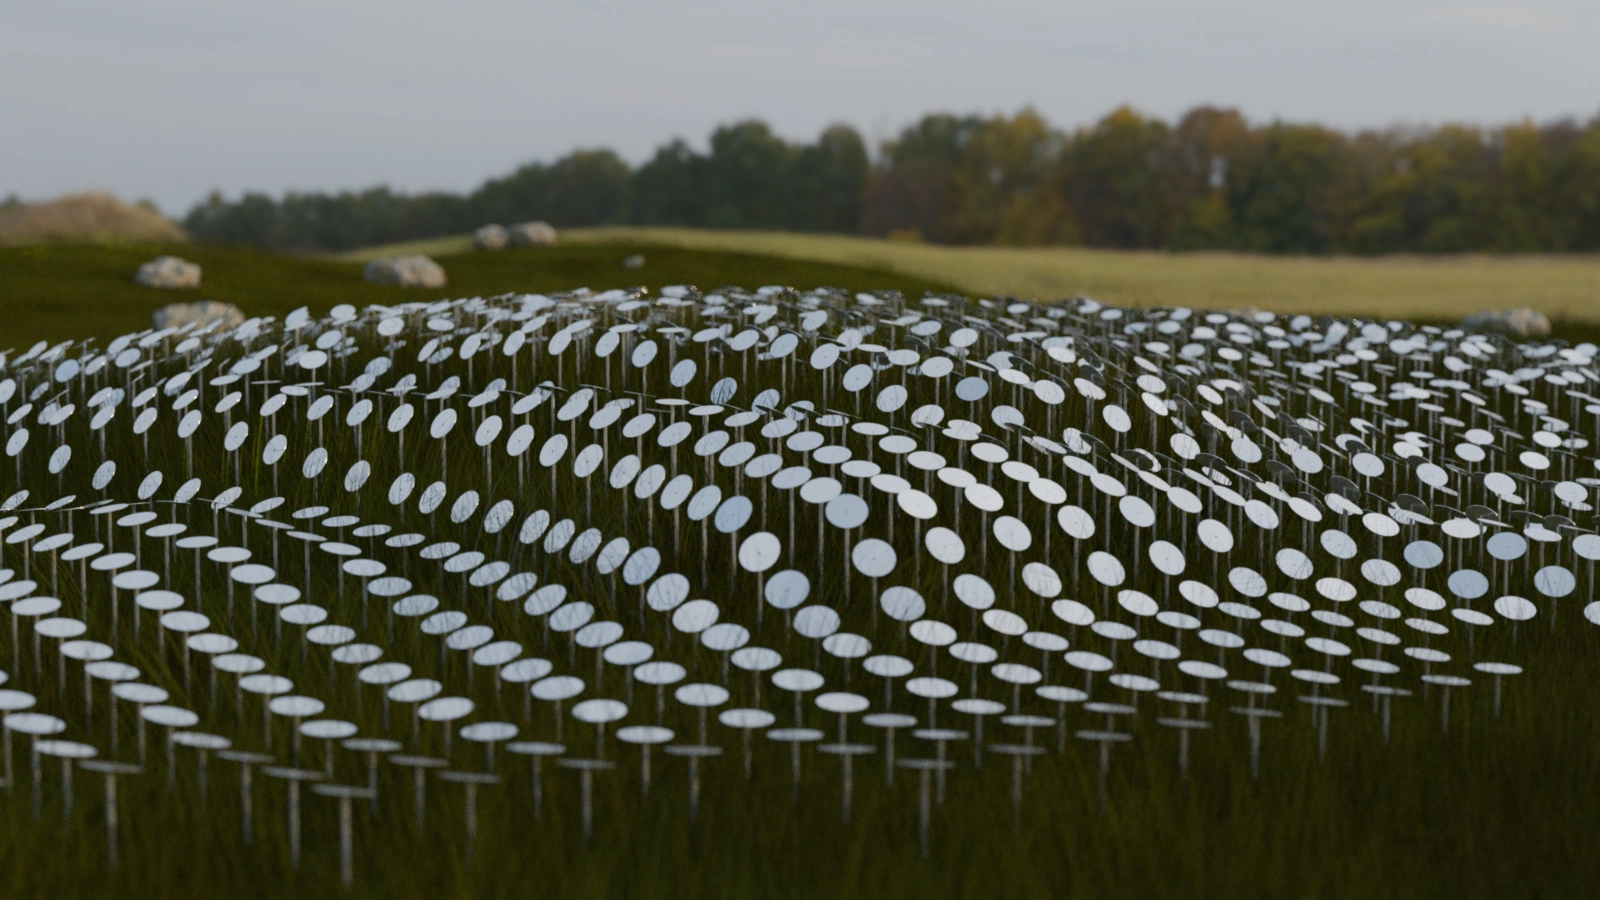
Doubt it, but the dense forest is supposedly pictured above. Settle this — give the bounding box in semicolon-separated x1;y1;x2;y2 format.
182;106;1600;254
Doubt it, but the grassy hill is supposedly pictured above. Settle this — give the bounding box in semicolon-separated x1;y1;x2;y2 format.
7;229;1599;353
342;228;1600;333
0;242;958;351
1;262;1596;899
0;192;188;246
2;231;1598;899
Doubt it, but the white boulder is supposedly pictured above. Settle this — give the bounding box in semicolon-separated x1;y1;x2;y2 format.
364;255;447;289
1459;308;1552;339
508;221;557;247
473;224;509;250
152;300;244;332
135;255;201;289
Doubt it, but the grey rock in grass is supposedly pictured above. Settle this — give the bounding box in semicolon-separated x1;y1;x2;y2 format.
1459;308;1552;339
508;221;558;247
153;300;244;332
622;254;646;270
473;224;509;251
364;255;447;289
134;255;201;289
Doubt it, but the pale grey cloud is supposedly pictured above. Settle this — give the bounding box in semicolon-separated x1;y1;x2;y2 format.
2;0;1596;214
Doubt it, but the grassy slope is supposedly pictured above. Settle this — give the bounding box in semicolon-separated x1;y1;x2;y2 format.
0;192;190;245
0;242;1597;899
0;243;957;351
340;228;1600;330
0;294;1595;900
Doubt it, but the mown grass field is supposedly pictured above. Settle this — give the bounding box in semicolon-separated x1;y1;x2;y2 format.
0;242;957;351
342;227;1600;332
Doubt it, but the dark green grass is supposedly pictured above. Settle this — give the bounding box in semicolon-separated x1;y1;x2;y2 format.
0;650;1594;900
5;243;1596;353
1;250;1598;899
2;501;1595;899
0;334;1596;900
0;243;959;352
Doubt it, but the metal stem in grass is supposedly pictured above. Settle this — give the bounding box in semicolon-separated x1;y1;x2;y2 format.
390;755;447;832
559;758;614;844
80;760;141;868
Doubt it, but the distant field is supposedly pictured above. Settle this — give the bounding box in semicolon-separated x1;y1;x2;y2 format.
343;228;1600;332
10;231;1600;353
0;243;956;351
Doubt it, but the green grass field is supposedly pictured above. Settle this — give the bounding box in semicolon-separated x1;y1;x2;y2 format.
7;233;1599;353
0;242;957;352
1;235;1598;899
343;227;1600;332
1;309;1596;900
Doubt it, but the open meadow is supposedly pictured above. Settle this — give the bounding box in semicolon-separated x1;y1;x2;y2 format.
0;242;956;352
7;232;1598;352
342;228;1600;335
0;237;1596;900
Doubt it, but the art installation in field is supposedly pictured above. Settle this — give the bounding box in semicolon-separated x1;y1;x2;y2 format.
0;286;1596;887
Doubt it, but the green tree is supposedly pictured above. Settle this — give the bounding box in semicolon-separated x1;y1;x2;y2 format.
626;139;706;227
1491;122;1557;251
1231;123;1348;254
1163;107;1252;249
859;114;987;242
1059;106;1172;249
179;105;1600;255
948;108;1059;244
787;125;869;232
701;121;795;229
1547;119;1600;250
472;149;629;227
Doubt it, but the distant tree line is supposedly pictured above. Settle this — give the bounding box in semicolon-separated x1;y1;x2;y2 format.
183;106;1600;254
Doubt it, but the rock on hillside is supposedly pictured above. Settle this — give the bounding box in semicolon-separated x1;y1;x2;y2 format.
364;255;447;288
508;221;557;246
153;300;244;331
1460;307;1552;339
0;191;189;245
135;255;202;289
474;224;509;250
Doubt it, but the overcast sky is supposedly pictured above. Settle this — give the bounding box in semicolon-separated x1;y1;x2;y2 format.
4;0;1597;215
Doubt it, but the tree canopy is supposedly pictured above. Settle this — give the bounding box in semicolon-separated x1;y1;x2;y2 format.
184;106;1600;254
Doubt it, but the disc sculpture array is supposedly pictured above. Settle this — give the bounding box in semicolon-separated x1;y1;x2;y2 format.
0;285;1596;885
